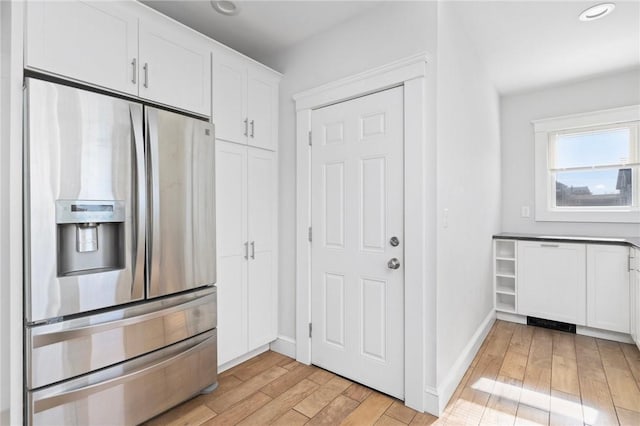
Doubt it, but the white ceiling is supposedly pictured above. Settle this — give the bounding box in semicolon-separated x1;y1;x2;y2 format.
140;0;383;70
141;0;640;94
452;0;640;94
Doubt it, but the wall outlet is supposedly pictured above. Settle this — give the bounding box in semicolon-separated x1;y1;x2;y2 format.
521;205;530;218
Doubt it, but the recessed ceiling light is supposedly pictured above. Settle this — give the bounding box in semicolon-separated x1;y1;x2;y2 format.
211;1;241;16
579;3;615;22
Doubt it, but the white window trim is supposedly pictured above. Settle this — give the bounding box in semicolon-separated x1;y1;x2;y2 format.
533;105;640;223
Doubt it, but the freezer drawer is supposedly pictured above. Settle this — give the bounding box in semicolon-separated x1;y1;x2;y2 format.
27;287;216;389
28;329;217;426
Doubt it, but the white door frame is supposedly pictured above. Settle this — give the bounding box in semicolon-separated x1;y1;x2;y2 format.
294;53;436;412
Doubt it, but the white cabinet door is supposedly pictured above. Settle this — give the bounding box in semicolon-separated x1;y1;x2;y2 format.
247;148;277;349
247;70;277;151
139;20;211;116
518;241;586;325
587;244;630;333
25;1;138;95
215;141;248;365
632;247;640;349
212;53;248;144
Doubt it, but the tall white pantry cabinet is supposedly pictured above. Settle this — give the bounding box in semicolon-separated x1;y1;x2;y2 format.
213;53;280;367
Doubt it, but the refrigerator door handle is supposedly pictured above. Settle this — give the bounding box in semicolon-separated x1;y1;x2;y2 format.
130;105;146;300
146;108;161;295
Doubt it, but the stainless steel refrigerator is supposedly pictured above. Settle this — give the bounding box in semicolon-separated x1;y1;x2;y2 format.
24;77;218;425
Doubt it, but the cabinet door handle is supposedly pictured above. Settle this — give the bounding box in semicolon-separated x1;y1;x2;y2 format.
131;58;137;84
540;243;559;248
244;242;248;260
143;63;149;88
250;120;255;138
244;118;248;136
251;241;255;259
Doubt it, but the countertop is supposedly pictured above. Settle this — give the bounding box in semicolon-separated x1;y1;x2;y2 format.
493;232;640;249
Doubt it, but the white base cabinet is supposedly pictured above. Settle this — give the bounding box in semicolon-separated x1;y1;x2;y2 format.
631;247;640;350
215;141;277;366
500;238;637;340
586;244;630;333
517;241;587;325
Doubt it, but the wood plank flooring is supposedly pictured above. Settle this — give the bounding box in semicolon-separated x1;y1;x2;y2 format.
143;321;640;425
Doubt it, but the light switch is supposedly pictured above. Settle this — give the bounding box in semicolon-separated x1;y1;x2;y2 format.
521;205;530;218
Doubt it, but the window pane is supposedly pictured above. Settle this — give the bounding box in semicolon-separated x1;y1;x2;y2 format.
555;168;633;207
555;128;630;169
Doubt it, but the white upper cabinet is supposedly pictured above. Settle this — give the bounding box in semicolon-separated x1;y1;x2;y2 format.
247;70;277;150
25;1;138;96
25;1;211;116
586;244;630;334
138;19;211;116
212;50;279;151
212;54;248;144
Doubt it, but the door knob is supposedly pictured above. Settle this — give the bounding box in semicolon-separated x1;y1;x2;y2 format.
389;236;400;247
387;258;401;270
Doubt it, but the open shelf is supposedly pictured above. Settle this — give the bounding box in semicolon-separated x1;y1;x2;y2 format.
494;239;517;314
496;276;515;294
495;240;516;259
496;259;515;276
496;293;516;313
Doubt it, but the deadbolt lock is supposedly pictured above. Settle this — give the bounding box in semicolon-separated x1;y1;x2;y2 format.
389;236;400;247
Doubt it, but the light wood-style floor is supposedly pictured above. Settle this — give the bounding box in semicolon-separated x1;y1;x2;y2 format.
144;320;640;425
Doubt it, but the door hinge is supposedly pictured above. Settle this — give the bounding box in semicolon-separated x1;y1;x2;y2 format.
308;226;312;242
308;323;312;338
308;131;312;146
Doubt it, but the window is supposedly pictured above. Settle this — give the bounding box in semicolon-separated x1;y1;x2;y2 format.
534;105;640;223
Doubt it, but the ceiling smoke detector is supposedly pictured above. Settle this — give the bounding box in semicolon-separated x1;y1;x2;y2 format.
579;3;615;21
211;1;241;16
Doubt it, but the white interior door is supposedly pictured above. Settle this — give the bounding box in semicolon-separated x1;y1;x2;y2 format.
311;86;405;399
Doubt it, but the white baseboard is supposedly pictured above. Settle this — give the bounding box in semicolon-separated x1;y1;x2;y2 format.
218;344;269;373
576;326;633;344
496;311;527;324
498;312;634;344
269;335;296;358
427;310;496;416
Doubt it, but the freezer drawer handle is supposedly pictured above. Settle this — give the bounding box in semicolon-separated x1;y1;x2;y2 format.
32;292;213;348
33;334;214;413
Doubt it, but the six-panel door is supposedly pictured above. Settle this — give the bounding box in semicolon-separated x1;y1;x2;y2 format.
310;86;405;399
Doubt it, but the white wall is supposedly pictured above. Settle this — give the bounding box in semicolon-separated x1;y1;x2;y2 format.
502;69;640;237
271;1;438;341
435;1;501;389
0;1;24;424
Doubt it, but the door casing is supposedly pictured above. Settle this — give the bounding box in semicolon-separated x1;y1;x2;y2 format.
294;53;437;413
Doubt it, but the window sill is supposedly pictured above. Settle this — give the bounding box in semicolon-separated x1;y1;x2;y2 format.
535;207;640;223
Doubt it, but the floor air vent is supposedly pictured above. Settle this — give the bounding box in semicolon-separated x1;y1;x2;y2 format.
526;316;576;333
